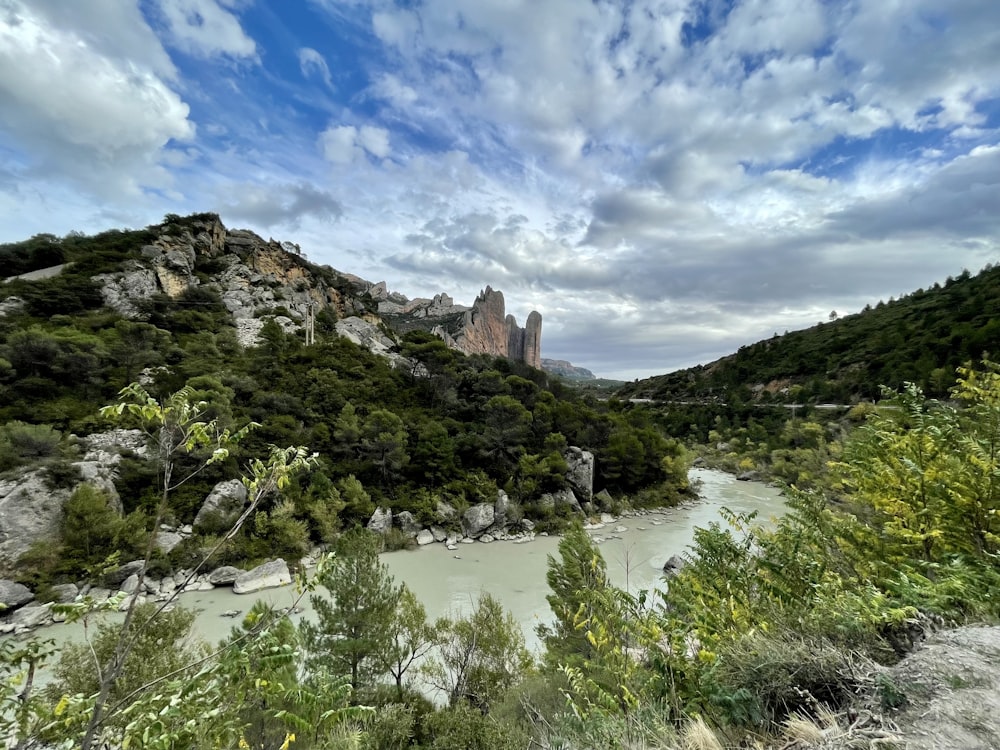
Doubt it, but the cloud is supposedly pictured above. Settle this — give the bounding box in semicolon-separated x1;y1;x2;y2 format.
319;124;391;164
152;0;257;59
298;47;333;89
0;1;193;195
213;181;344;228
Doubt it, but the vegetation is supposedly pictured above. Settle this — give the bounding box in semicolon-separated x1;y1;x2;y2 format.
2;214;999;748
619;263;1000;404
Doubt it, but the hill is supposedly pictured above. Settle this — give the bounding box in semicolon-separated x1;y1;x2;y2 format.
618;264;1000;404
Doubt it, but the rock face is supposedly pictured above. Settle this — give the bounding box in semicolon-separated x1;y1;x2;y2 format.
233;559;291;594
0;470;69;562
541;359;596;380
194;479;248;529
432;287;542;369
886;626;1000;750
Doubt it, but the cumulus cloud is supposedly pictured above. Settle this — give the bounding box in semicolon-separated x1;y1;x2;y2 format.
0;1;193;195
319;124;391;164
152;0;257;59
298;47;333;88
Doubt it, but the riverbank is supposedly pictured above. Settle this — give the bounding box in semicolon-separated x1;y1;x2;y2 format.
1;469;787;649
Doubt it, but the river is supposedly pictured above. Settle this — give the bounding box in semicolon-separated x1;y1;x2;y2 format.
11;468;785;659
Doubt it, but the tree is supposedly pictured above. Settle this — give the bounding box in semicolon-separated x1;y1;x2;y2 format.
301;528;402;695
424;593;533;713
387;585;441;700
538;523;612;666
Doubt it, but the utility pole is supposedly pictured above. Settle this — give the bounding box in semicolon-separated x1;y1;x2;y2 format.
305;302;315;346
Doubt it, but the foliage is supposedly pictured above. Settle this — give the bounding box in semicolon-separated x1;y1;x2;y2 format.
423;593;534;713
301;528;402;695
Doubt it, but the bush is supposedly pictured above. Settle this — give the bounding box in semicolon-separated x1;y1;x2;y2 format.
0;421;62;472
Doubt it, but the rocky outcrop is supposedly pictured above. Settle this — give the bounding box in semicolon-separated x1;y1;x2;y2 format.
194;479;248;529
233;559;291;594
541;359;596;380
335;317;414;371
564;447;595;504
432;287;542;368
0;470;72;562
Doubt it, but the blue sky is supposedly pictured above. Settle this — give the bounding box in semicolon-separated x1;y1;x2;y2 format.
1;0;999;379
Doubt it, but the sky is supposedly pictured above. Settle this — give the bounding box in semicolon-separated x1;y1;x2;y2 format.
1;0;999;380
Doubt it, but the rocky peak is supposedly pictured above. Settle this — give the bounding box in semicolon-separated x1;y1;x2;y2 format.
430;286;542;368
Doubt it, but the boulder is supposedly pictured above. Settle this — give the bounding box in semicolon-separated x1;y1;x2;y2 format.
564;447;595;503
593;489;614;511
494;490;512;530
540;488;582;513
233;559;291;594
154;531;184;554
415;529;435;546
119;574;140;594
0;470;71;561
479;534;495;543
662;555;687;578
208;566;243;586
462;503;495;539
367;506;393;534
430;526;448;543
736;471;762;482
105;560;146;586
194;479;248;529
0;580;34;610
9;604;52;630
395;511;422;536
49;583;79;603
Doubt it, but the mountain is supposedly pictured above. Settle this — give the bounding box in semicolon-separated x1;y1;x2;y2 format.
0;213;543;369
541;359;596;380
618;264;1000;403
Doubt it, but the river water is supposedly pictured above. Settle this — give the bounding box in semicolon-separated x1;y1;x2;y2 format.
13;469;785;658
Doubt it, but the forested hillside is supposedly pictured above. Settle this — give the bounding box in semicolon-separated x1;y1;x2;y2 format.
619;264;1000;404
0;214;687;585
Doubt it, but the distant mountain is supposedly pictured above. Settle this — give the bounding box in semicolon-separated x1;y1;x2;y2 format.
541;358;596;380
617;264;1000;404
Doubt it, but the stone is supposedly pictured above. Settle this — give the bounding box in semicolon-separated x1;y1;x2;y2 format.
0;580;34;610
105;560;146;586
594;489;614;511
520;518;535;532
367;506;393;534
49;583;79;603
233;559;291;594
0;469;71;561
540;488;582;513
736;471;762;482
221;609;242;618
494;490;512;529
443;286;542;368
9;604;52;630
208;566;243;586
430;526;448;543
154;531;184;554
194;479;248;529
415;529;435;546
479;534;495;543
395;511;422;536
159;577;177;595
120;574;140;594
87;587;111;603
462;503;495;538
564;447;595;503
662;555;687;578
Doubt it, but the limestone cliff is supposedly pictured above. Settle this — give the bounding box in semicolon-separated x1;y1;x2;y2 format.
89;214;542;368
423;287;542;368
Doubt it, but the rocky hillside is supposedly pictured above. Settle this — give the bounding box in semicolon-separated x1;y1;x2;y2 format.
541;358;596;380
2;213;544;369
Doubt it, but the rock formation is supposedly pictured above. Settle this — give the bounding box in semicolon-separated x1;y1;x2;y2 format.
541;358;596;380
431;287;542;368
